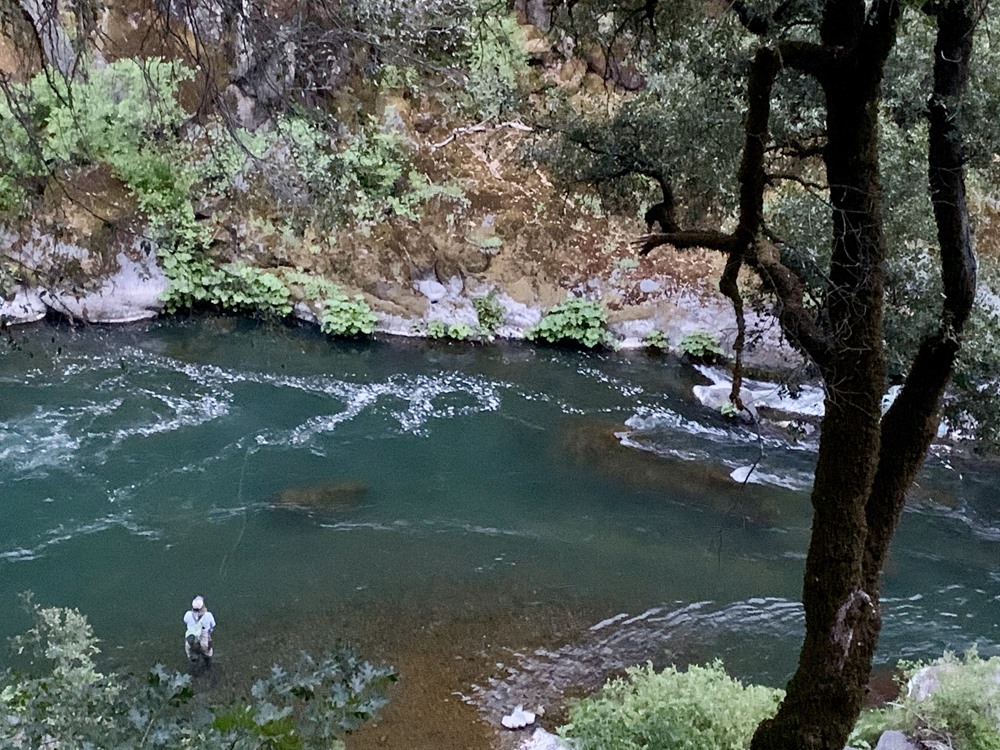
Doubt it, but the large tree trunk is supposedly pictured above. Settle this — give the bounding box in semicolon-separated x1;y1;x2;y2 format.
750;2;977;748
750;40;890;750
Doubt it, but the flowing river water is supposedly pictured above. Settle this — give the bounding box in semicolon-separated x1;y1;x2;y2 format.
2;317;998;748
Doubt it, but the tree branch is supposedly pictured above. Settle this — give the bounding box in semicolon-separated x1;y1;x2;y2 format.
862;0;977;589
767;171;828;192
635;43;832;364
633;229;739;255
737;46;832;364
753;239;833;364
719;253;747;410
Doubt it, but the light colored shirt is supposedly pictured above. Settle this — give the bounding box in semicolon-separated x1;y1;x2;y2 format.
183;609;216;634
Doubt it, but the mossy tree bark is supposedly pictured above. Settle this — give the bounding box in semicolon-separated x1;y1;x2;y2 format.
639;2;980;747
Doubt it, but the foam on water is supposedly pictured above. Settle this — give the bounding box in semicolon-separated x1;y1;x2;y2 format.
575;365;645;398
619;407;816;491
0;513;160;563
0;412;83;475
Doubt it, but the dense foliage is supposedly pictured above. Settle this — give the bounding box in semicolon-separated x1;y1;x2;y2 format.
678;331;725;364
558;661;784;750
0;597;395;750
527;297;610;348
0;0;522;315
532;0;1000;448
851;650;1000;750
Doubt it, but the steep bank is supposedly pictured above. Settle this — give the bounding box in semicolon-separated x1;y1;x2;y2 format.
0;0;801;376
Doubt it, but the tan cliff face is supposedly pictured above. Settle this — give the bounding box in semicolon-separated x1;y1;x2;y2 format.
0;0;793;371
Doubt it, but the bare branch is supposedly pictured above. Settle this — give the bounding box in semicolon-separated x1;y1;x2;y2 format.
719;253;747;410
767;171;828;192
633;229;739;255
430;120;533;150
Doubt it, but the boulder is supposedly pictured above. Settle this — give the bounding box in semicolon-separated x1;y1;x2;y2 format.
906;663;962;702
873;730;920;750
3;229;168;324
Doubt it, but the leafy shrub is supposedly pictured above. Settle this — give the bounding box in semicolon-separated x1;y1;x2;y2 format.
1;595;394;749
528;297;610;348
644;329;669;351
679;331;726;363
473;291;505;334
0;58;194;213
213;265;294;316
427;320;475;340
720;400;741;419
281;271;377;338
319;294;378;338
1;58;192;171
850;649;1000;750
268;115;464;229
161;259;294;317
461;5;529;120
0;59;230;309
558;661;783;750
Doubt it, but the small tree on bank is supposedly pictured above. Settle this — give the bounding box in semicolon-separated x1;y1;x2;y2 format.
539;1;983;747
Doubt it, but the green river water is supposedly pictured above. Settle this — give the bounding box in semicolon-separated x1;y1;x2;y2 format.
1;317;998;712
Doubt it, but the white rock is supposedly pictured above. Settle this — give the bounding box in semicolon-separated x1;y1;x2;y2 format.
47;246;168;323
517;727;572;749
501;705;536;729
414;278;448;302
906;663;961;701
638;278;661;293
873;729;920;750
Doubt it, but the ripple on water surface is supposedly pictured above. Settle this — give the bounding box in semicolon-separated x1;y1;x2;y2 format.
1;320;998;696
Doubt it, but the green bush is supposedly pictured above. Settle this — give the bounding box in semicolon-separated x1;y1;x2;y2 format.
679;331;726;364
461;5;529;120
850;649;1000;750
281;271;377;338
161;260;294;317
720;400;741;419
644;329;669;351
473;291;505;335
269;114;464;229
558;661;783;750
528;297;610;348
319;294;378;338
427;320;475;341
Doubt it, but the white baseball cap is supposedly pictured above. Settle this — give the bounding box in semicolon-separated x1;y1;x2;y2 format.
191;596;205;610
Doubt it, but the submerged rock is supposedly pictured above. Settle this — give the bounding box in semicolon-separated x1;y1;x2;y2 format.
270;480;369;512
558;421;789;524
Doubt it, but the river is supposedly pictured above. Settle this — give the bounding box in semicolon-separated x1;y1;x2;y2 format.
1;317;998;746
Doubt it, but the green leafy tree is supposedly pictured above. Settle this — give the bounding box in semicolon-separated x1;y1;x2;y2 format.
539;1;987;748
